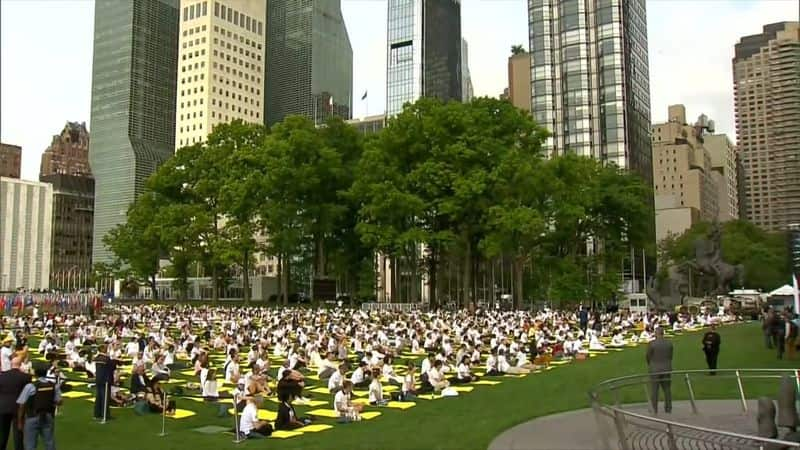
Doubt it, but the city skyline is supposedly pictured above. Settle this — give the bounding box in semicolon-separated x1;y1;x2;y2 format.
1;0;797;181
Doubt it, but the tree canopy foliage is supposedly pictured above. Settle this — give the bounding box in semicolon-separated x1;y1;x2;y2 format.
659;220;790;292
105;98;654;306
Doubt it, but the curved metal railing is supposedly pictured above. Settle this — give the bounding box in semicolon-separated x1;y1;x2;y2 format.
589;368;800;450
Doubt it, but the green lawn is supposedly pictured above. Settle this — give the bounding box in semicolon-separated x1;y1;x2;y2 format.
50;322;794;450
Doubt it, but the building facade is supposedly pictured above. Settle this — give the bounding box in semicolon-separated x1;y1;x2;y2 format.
704;134;739;222
0;143;21;179
0;177;53;291
461;38;473;102
40;122;91;178
88;0;179;263
265;0;353;127
40;174;95;290
652;105;719;242
386;0;462;116
346;115;388;135
508;51;531;112
733;22;800;231
176;0;265;148
528;0;652;184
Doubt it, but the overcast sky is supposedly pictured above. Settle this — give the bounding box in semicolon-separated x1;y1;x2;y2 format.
1;0;797;181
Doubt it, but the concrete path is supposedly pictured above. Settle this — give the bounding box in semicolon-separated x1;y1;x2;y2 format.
488;400;759;450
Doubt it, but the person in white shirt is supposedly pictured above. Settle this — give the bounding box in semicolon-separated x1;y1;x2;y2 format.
420;354;434;376
485;351;501;376
224;354;240;384
381;357;403;385
238;396;272;439
427;360;449;392
1;337;14;372
327;364;345;394
350;361;369;388
151;354;171;381
401;363;417;401
334;381;362;422
368;368;387;406
454;356;478;383
317;352;337;380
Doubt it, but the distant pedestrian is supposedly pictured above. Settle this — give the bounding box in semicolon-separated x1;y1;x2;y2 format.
701;323;721;375
763;308;776;349
646;328;673;414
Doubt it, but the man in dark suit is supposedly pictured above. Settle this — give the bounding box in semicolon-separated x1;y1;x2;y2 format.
93;345;117;421
0;357;32;450
702;323;721;375
646;327;674;414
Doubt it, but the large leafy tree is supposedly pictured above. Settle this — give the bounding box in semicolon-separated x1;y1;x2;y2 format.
660;220;790;291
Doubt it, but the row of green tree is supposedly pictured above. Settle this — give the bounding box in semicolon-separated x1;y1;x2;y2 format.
102;97;654;307
659;220;791;292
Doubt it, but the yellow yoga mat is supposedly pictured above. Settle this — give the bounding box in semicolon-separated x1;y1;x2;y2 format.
301;424;333;432
360;411;381;420
451;386;474;393
179;370;197;377
293;399;328;407
352;390;368;397
351;398;370;405
307;409;338;418
270;430;303;439
169;409;197;419
385;401;415;410
62;391;91;399
383;385;398;393
309;387;330;395
472;380;501;386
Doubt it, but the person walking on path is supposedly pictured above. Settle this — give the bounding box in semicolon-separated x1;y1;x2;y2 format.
701;323;721;375
646;328;673;414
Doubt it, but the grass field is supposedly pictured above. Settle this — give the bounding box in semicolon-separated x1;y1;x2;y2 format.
45;322;795;450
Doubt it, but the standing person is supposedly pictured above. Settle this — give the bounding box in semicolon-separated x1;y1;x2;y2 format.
0;357;32;450
701;323;721;375
578;307;589;334
16;365;60;450
775;314;787;360
93;345;116;421
784;311;797;360
1;338;14;372
646;328;673;414
762;308;776;349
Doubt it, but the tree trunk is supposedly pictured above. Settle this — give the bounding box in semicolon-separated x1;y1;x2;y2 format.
409;245;419;303
150;274;158;301
243;248;250;305
428;247;439;309
281;255;289;305
211;264;219;305
513;257;524;310
462;236;473;309
276;255;283;304
390;256;398;303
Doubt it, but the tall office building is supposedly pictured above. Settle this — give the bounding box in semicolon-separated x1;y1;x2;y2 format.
88;0;179;263
386;0;462;116
40;174;95;290
40;122;91;178
704;134;739;222
508;51;532;112
266;0;353;127
733;22;800;231
528;0;652;184
175;0;265;148
461;38;473;102
0;177;53;290
0;143;21;179
652;105;718;242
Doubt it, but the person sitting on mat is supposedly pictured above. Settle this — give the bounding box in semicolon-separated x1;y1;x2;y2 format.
328;363;346;395
145;379;176;415
427;360;449;392
275;385;312;430
368;368;388;406
239;396;273;438
401;363;418;401
334;380;363;422
485;350;502;376
350;361;370;388
454;356;479;383
150;353;171;381
130;362;149;398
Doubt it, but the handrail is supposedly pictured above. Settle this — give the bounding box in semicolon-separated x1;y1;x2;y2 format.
589;368;800;449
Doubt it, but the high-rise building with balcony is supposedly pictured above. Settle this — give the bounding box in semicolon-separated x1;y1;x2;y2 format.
386;0;462;116
461;38;473;103
88;0;179;263
527;0;652;184
733;22;800;231
40;122;91;178
0;143;21;179
175;0;266;148
265;0;353;127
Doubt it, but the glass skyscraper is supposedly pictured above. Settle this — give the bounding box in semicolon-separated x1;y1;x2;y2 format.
528;0;652;184
88;0;179;263
265;0;353;127
386;0;462;116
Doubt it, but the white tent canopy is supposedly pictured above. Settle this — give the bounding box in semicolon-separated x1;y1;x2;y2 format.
768;284;795;297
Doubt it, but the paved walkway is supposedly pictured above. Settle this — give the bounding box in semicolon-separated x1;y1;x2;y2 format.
488;400;759;450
